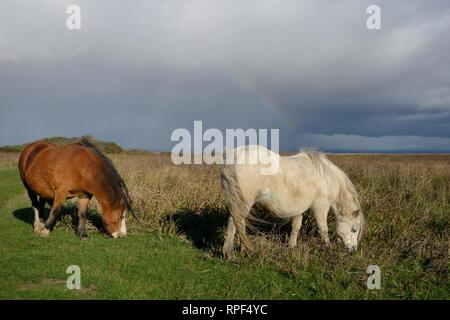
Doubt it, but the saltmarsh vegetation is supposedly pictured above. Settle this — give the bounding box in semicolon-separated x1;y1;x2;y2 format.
0;152;448;299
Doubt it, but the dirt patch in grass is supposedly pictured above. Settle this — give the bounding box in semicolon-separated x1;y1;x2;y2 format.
18;279;98;294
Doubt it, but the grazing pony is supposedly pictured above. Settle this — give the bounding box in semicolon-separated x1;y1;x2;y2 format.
18;137;134;239
221;145;365;259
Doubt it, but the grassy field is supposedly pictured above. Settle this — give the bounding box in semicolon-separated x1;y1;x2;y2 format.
0;152;448;299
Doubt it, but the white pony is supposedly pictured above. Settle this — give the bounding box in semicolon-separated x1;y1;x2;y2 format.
221;145;365;259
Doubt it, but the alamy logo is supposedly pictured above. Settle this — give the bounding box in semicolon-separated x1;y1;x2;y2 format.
366;265;381;289
171;121;280;175
66;5;81;30
66;265;81;290
366;5;381;30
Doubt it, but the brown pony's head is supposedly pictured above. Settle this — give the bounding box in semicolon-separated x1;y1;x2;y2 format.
103;203;128;238
102;187;134;238
78;137;133;238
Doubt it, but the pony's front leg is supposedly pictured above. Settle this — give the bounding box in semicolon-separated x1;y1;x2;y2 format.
289;214;303;248
76;198;90;240
223;216;237;260
39;192;65;237
313;202;331;246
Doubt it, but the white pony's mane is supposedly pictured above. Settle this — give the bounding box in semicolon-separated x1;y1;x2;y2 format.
300;149;328;176
300;149;364;240
300;149;360;206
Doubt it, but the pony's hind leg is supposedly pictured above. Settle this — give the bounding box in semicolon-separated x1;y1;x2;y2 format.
234;212;255;256
35;197;47;229
26;189;45;233
76;197;90;240
289;214;303;248
33;206;41;231
223;216;237;260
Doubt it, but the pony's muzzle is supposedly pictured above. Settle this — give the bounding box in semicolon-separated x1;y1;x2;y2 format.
111;213;127;238
111;230;127;238
347;245;357;253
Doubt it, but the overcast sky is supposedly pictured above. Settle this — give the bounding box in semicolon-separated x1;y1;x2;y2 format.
1;0;449;152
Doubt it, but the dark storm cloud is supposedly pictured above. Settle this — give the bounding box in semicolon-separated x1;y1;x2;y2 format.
0;59;282;149
0;0;449;151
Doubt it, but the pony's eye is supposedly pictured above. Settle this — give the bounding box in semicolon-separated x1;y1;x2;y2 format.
351;226;358;233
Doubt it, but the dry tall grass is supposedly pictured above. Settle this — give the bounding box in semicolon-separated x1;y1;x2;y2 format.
0;153;19;169
114;153;449;296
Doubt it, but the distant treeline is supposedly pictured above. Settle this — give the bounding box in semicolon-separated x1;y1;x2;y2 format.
0;136;124;154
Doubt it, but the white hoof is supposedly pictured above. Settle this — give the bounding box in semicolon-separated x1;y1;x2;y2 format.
34;221;45;233
34;222;50;237
39;228;50;237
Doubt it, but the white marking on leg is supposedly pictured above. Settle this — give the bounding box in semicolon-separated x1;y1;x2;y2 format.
33;207;40;229
120;211;127;236
33;207;46;232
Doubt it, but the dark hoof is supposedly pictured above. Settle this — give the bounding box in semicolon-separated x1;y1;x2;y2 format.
44;223;54;231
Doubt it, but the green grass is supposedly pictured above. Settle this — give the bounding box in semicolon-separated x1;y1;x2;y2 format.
0;168;447;299
0;169;312;299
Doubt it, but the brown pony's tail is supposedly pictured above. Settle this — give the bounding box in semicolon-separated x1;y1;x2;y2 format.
129;208;145;229
120;182;145;229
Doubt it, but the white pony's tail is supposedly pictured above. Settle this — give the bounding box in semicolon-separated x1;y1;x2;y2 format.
220;153;255;252
221;146;241;212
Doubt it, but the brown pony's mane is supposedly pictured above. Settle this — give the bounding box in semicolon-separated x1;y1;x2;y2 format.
78;137;132;211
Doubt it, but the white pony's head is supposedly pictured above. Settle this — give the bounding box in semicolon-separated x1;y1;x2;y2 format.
335;187;365;252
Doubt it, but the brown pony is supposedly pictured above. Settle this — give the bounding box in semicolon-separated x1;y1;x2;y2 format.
18;137;134;239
